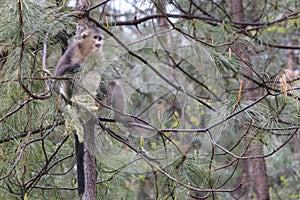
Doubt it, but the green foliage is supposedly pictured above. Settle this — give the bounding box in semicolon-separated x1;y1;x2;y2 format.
0;0;299;199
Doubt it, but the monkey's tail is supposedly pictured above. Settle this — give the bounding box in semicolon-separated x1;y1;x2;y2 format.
73;131;85;195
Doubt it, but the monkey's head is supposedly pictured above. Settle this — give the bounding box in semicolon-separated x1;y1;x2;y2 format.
78;27;103;54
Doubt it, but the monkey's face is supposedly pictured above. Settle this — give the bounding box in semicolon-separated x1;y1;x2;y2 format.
93;34;103;48
81;29;103;50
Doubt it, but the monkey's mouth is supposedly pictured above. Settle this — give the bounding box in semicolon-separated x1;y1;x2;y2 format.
95;44;101;48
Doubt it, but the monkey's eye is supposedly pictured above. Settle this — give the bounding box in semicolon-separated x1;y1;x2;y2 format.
94;36;102;41
82;33;88;39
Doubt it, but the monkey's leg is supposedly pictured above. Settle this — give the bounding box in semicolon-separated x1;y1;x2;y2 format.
73;131;85;195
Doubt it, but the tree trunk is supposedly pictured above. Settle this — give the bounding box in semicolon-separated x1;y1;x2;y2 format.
82;118;97;200
230;0;269;199
287;42;300;153
249;143;269;200
76;0;97;199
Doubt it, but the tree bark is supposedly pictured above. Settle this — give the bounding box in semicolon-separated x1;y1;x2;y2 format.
230;0;269;199
249;143;269;200
231;0;244;23
76;0;97;199
82;118;97;200
287;42;300;153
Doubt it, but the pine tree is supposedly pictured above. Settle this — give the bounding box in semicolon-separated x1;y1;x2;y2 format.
0;0;299;199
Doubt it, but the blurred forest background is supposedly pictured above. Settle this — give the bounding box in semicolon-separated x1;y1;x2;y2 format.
0;0;299;199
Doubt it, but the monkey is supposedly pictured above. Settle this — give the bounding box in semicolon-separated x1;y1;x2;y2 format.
96;80;136;126
110;80;136;126
53;24;102;196
111;81;127;122
54;25;103;104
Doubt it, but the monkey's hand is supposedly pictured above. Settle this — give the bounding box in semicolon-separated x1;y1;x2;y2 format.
96;81;110;101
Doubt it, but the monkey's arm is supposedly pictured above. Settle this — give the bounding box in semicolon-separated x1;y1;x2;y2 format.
54;62;82;104
54;63;81;76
